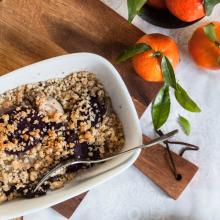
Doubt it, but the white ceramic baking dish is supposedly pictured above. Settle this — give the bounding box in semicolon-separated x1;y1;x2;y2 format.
0;53;142;219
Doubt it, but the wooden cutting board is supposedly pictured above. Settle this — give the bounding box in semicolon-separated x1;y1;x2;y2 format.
52;100;198;218
0;0;198;219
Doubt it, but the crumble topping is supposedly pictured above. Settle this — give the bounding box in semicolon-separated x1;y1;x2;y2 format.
0;71;124;203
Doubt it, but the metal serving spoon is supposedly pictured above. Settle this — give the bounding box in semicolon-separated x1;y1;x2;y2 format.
34;129;178;192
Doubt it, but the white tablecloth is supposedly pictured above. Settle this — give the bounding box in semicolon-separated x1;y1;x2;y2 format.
25;1;220;219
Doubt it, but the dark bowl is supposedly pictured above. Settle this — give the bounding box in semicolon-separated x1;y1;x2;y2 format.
139;4;202;29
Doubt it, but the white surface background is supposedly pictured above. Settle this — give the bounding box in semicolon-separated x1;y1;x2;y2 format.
21;0;220;219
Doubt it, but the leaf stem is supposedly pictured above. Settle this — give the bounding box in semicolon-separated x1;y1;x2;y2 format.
215;41;220;48
153;51;162;57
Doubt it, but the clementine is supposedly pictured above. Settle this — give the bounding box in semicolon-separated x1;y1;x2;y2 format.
132;34;180;82
147;0;166;10
165;0;205;22
188;22;220;70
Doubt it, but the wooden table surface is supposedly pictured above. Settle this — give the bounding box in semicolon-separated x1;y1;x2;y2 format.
0;0;162;105
0;1;198;219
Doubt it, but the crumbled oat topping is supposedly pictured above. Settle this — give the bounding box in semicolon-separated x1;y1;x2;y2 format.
0;71;124;203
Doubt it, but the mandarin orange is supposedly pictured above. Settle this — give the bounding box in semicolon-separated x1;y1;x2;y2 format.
147;0;166;9
165;0;205;22
132;34;180;82
188;22;220;70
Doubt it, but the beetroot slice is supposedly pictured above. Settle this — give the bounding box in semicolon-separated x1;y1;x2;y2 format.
3;106;64;155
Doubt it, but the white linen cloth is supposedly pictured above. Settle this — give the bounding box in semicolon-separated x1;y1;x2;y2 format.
24;1;220;220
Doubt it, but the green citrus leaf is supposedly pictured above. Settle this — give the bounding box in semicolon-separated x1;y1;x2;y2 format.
178;115;191;135
204;0;220;16
175;83;201;112
151;85;170;129
161;56;177;89
127;0;147;23
203;23;218;42
116;43;151;63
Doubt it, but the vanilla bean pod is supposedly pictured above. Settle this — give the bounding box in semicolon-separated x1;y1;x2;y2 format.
166;141;199;156
156;130;182;181
156;129;200;181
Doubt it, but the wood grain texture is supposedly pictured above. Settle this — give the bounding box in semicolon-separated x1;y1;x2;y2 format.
135;137;198;200
0;0;198;218
132;101;198;200
0;0;162;106
52;100;198;217
10;217;23;220
52;193;87;219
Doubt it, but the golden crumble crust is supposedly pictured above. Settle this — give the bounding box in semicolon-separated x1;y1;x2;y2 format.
0;72;124;203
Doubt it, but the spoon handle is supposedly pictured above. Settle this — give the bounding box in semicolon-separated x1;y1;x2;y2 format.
34;129;178;192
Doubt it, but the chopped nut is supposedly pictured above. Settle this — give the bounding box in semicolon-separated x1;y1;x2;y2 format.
0;194;7;203
30;171;38;181
0;71;124;204
51;181;64;190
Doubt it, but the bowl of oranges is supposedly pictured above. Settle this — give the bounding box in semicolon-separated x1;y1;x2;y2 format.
128;0;220;29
